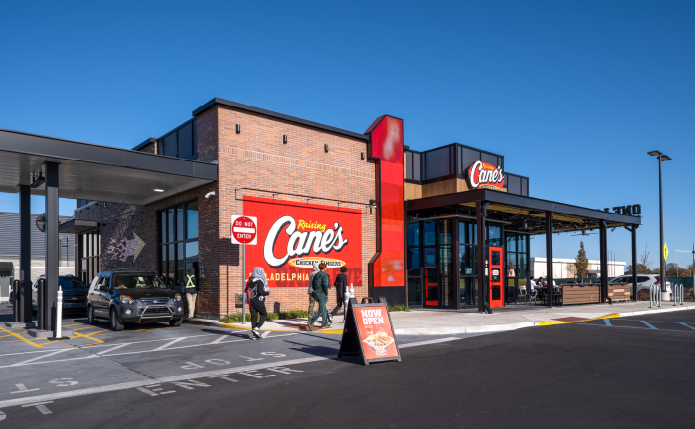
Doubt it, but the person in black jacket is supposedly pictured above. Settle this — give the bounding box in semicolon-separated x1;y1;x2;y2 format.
246;267;270;339
331;266;348;317
307;263;330;330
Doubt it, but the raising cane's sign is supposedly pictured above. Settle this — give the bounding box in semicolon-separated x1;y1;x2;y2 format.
467;160;505;191
243;196;363;287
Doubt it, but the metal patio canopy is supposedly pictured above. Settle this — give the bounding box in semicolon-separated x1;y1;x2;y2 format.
405;188;641;312
0;128;218;334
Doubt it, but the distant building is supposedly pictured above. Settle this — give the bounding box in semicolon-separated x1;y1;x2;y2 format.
531;257;625;279
0;212;76;300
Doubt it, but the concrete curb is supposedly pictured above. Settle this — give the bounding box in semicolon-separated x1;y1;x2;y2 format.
188;305;695;336
393;304;695;335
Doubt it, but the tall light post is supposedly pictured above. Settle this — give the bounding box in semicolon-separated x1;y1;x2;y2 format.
647;150;671;291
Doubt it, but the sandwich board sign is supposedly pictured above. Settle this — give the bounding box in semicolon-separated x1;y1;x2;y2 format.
338;300;401;365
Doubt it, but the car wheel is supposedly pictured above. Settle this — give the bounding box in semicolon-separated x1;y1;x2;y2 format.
109;308;124;331
169;318;183;327
87;305;97;325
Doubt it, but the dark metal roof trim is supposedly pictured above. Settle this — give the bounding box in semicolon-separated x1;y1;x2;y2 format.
0;128;217;181
192;98;369;142
58;219;99;234
405;189;641;225
132;138;157;152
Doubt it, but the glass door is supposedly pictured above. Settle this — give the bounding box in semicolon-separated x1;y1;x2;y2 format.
488;246;504;307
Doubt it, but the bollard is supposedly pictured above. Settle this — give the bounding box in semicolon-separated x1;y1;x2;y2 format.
37;278;44;330
56;286;63;337
12;279;20;323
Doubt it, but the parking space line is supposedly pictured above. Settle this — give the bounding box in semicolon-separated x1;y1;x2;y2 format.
12;349;71;366
640;321;658;329
678;322;695;331
153;338;187;350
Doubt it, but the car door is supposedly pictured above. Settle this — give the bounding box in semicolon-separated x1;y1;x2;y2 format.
96;275;112;317
88;274;101;315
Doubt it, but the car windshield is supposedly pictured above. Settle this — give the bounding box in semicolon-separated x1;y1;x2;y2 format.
113;275;168;290
59;277;88;290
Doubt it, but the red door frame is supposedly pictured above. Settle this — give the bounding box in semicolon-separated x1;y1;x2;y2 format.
488;246;504;308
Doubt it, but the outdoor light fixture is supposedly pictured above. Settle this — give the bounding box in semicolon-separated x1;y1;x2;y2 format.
236;124;241;134
361;152;365;160
35;214;46;233
648;150;672;291
283;135;287;144
369;199;377;214
153;189;165;193
30;172;45;189
325;144;329;153
205;191;216;199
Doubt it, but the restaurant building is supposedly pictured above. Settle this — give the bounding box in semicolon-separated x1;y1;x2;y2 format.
0;97;643;323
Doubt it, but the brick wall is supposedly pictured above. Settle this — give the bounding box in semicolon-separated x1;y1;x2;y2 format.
196;105;377;318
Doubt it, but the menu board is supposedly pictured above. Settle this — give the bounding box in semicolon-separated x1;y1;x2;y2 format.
338;302;401;365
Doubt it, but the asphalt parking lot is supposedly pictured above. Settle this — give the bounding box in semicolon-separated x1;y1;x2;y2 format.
2;303;695;428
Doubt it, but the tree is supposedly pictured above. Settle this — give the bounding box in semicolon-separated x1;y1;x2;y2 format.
626;264;654;274
638;243;653;274
574;241;589;279
666;263;680;277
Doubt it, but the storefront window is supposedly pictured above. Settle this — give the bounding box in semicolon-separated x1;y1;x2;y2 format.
460;277;478;306
438;219;452;245
459;245;476;275
159;200;199;289
487;225;501;246
407;222;420;247
186;202;198;239
407;247;420;276
423;220;436;246
458;221;476;245
408;278;421;307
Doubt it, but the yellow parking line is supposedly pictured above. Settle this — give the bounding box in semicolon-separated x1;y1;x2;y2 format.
0;324;70;349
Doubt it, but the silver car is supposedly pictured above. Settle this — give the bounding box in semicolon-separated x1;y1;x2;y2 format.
609;274;671;300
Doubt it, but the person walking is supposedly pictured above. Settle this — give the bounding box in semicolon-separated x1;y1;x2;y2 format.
331;266;348;317
246;267;270;339
307;262;330;330
307;262;320;319
184;269;198;320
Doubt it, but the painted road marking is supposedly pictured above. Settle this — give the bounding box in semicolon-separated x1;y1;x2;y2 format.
603;319;612;326
678;322;695;331
22;401;53;415
12;350;71;367
10;384;39;394
0;356;330;408
640;321;658;330
399;337;460;348
152;337;187;350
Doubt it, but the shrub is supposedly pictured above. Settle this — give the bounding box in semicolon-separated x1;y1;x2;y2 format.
219;309;311;323
388;304;411;312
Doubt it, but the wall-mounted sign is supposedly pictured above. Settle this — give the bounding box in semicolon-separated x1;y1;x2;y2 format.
603;205;641;216
243;196;363;287
467;160;505;190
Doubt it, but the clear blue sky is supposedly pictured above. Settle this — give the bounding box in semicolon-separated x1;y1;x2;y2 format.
1;1;693;269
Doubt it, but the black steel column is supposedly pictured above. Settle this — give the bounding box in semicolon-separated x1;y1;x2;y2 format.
45;162;60;332
453;219;461;309
19;185;32;324
476;201;487;313
599;220;608;303
545;212;553;308
631;226;638;301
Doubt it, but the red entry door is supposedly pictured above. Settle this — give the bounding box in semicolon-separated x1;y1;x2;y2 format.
488;246;504;308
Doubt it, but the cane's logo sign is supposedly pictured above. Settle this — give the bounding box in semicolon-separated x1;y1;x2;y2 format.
264;215;349;268
467;160;505;190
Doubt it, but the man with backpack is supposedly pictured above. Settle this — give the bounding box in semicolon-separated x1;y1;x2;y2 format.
331;265;348;317
307;262;331;330
245;267;270;339
307;262;320;319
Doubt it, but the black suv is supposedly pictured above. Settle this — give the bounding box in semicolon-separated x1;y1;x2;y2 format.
87;270;184;331
32;275;90;314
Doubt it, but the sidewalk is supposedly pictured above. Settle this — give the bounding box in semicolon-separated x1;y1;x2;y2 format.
189;301;695;335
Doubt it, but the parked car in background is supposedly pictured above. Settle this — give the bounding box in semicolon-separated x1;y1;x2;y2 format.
609;274;671;300
31;275;89;314
86;270;184;331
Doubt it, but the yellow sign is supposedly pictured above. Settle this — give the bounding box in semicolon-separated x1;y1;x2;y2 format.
663;243;668;261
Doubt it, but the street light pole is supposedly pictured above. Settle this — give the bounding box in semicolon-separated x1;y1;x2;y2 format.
675;243;695;290
647;151;671;292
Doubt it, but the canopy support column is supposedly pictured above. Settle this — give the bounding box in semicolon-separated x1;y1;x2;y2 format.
631;225;638;301
44;161;60;332
545;212;553;308
20;185;32;325
599;220;608;303
476;201;488;313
